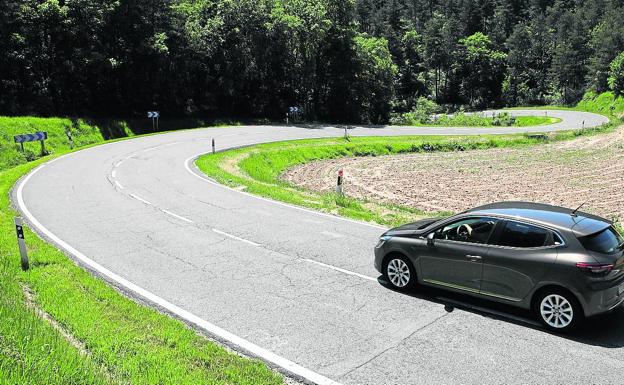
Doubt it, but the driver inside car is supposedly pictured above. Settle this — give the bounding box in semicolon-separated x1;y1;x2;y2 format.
435;218;496;244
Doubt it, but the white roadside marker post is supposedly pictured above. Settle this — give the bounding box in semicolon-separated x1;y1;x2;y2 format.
14;217;29;271
212;138;216;154
336;169;344;196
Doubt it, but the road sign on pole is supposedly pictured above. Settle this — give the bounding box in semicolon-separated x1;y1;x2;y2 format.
14;132;47;143
14;217;29;271
147;111;160;131
14;132;48;155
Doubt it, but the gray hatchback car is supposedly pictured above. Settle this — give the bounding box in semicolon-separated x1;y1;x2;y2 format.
374;202;624;332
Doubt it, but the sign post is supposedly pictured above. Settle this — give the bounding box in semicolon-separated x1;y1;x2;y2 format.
14;132;48;156
147;111;160;131
66;130;74;149
288;106;303;124
14;217;29;271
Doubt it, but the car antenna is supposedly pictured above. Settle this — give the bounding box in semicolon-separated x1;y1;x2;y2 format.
571;202;586;217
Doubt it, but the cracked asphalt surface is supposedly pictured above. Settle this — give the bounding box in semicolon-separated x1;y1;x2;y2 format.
16;110;624;385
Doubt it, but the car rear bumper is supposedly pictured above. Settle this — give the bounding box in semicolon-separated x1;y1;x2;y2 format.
583;277;624;317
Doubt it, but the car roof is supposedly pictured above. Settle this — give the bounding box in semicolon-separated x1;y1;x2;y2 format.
464;201;611;237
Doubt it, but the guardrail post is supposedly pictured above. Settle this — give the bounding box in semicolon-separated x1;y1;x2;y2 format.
14;217;29;271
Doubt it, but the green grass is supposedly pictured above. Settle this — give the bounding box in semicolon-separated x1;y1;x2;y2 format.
514;116;561;126
196;121;616;229
0;117;114;171
397;113;559;127
576;91;624;116
0;154;283;384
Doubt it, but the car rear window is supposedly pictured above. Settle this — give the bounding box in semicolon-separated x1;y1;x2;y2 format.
578;227;623;254
495;221;550;248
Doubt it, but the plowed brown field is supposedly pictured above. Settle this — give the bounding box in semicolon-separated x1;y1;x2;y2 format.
282;127;624;220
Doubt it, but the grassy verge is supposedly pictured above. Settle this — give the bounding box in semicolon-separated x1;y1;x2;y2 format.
1;156;284;383
0;116;242;172
395;112;559;127
506;91;624;118
196;121;615;229
0;117;114;171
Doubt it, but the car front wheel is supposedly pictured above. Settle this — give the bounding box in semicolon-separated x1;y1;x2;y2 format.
535;289;583;332
385;255;415;290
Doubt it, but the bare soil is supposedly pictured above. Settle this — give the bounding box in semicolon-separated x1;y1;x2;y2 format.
282;127;624;220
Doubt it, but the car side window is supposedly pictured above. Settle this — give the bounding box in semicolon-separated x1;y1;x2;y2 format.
495;221;551;248
433;217;498;244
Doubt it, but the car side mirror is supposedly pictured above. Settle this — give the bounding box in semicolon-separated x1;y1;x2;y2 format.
427;232;435;246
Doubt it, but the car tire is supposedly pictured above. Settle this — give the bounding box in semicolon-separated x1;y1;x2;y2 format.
534;288;583;333
384;255;416;291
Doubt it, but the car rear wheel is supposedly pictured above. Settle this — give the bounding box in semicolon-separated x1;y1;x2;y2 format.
535;289;583;332
385;255;415;290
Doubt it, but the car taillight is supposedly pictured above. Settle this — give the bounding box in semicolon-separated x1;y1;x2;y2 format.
576;262;614;275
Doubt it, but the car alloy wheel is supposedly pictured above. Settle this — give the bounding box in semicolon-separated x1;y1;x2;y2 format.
387;258;412;288
539;293;575;330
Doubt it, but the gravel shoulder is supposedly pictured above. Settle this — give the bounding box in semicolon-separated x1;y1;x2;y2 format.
282;125;624;221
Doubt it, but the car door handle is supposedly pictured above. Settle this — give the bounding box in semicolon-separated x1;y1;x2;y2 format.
465;255;482;260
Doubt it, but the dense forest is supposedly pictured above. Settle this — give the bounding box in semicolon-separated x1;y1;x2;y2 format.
1;0;624;124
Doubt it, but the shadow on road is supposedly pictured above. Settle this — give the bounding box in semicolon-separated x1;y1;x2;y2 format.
376;276;624;348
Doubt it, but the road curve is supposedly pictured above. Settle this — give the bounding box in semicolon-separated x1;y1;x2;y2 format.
15;110;624;385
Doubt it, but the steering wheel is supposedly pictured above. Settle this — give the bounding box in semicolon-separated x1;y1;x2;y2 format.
456;224;473;241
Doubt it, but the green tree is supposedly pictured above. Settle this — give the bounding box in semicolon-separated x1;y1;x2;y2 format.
587;8;624;92
608;52;624;95
550;9;590;104
352;34;398;123
456;32;506;108
422;11;460;102
396;29;428;110
503;14;553;105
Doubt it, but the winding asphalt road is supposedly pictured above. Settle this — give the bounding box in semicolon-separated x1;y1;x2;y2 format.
14;110;624;385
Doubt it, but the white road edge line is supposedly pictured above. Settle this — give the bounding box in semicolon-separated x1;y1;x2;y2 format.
303;259;377;282
162;209;194;224
212;228;260;247
128;193;153;206
114;180;124;190
16;162;343;385
184;156;388;231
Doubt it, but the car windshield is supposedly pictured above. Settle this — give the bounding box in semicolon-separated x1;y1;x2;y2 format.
578;227;624;254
